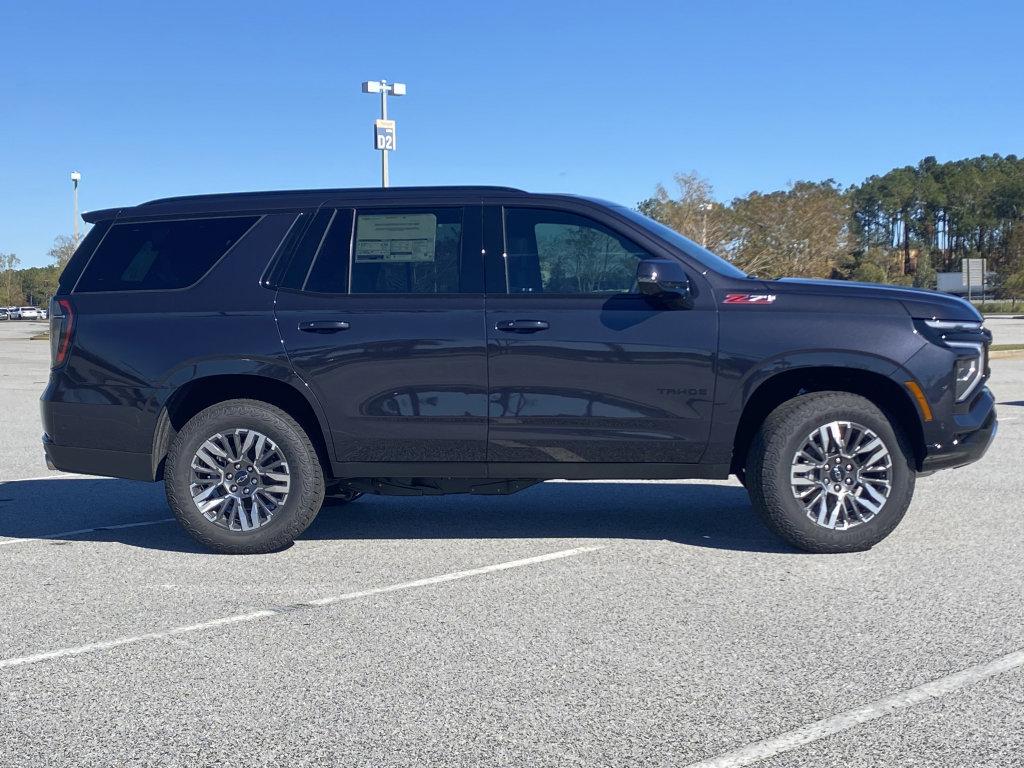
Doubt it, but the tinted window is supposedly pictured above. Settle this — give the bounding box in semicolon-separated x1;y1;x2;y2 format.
351;207;464;294
280;209;334;290
613;205;747;278
76;216;258;292
303;209;355;293
504;208;649;294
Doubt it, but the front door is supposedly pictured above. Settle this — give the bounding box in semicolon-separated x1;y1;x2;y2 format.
275;205;488;468
484;204;717;466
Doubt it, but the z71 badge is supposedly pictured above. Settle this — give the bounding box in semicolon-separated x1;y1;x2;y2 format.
723;293;777;304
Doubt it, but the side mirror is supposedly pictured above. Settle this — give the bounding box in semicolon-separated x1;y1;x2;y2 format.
636;259;694;309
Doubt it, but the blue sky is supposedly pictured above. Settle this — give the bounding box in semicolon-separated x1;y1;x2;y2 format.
2;0;1020;267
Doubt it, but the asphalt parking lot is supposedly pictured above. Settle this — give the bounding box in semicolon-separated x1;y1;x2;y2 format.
1;318;1023;767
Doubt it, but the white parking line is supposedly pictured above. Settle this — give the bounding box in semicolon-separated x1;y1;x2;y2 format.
0;517;175;548
0;544;603;670
0;472;95;483
0;472;161;547
683;648;1024;768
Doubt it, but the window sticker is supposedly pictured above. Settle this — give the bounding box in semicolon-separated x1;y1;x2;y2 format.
355;213;437;263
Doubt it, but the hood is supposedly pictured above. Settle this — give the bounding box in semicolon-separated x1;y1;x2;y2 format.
771;278;982;322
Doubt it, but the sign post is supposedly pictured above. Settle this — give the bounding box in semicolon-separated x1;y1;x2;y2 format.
962;258;986;302
362;80;406;188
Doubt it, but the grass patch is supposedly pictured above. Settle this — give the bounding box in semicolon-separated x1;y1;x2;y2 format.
991;343;1024;352
30;331;50;341
972;300;1024;316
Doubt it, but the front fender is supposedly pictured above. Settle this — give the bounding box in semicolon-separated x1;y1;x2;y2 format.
704;347;925;467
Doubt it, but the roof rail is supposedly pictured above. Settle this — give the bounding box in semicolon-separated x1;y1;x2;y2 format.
139;185;528;207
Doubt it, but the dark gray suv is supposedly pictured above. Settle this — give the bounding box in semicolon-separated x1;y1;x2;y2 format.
43;186;996;554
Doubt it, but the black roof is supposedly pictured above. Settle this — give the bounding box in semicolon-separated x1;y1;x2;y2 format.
82;185;531;222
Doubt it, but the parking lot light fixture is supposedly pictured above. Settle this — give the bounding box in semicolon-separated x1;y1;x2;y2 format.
362;80;406;188
70;171;82;246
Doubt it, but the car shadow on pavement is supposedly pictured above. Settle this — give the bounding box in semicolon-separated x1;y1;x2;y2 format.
0;478;795;554
311;481;794;553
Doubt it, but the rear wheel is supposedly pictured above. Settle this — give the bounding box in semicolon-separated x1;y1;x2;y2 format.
165;399;325;554
746;391;916;553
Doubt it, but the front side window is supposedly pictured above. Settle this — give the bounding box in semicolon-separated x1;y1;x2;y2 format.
503;208;650;295
76;216;258;292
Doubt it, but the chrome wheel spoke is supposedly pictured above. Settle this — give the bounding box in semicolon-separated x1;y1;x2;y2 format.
198;496;226;516
191;483;219;503
188;428;290;533
193;446;222;473
828;422;844;453
826;497;843;529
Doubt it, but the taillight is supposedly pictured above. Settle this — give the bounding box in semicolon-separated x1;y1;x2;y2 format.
49;297;75;368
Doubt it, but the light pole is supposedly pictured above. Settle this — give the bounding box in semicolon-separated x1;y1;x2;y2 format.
361;80;406;187
70;171;82;246
699;202;715;247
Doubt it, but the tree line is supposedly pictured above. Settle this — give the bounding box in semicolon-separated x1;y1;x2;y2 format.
0;237;76;307
638;154;1024;297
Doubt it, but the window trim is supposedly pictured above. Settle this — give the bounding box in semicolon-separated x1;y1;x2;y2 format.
497;205;653;298
71;213;264;295
299;209;342;293
260;210;314;289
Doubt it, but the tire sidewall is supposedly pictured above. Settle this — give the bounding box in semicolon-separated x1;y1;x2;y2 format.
165;401;323;553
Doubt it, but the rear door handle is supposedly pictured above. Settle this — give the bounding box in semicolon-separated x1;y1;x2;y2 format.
298;320;350;333
495;319;549;333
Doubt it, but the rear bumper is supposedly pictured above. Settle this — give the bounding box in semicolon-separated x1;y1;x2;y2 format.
41;373;162;482
43;435;155;482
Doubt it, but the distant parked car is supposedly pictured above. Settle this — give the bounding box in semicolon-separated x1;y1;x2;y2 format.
13;306;43;320
0;308;9;320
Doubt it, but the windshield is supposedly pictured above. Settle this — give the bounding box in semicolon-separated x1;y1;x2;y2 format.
614;206;748;279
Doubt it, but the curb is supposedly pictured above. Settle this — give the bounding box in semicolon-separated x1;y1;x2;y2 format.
990;349;1024;360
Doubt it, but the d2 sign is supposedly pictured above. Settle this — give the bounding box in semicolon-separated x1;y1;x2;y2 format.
374;119;396;151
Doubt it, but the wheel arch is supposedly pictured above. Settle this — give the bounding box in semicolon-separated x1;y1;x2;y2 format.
152;373;333;480
731;365;926;475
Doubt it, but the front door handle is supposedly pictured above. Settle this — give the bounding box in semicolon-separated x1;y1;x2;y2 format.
495;319;549;333
298;320;350;333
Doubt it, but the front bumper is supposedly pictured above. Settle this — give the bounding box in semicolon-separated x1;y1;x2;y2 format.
919;394;997;474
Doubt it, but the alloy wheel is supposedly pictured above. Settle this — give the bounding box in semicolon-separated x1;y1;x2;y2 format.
189;429;291;532
789;420;892;530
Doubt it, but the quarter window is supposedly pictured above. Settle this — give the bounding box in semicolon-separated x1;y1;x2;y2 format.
503;208;650;295
76;216;258;292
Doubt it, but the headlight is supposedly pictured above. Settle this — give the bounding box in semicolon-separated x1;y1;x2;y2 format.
947;341;985;402
923;319;983;333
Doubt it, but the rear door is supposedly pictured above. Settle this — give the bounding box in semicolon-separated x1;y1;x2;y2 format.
275;204;488;469
483;203;717;467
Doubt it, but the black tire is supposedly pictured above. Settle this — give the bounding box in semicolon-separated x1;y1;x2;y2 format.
746;391;916;553
165;399;325;554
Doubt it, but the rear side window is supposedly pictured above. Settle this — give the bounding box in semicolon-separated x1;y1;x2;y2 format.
351;207;464;294
75;216;258;292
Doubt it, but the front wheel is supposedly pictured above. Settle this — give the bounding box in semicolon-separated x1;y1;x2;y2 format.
165;399;325;554
746;392;916;553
